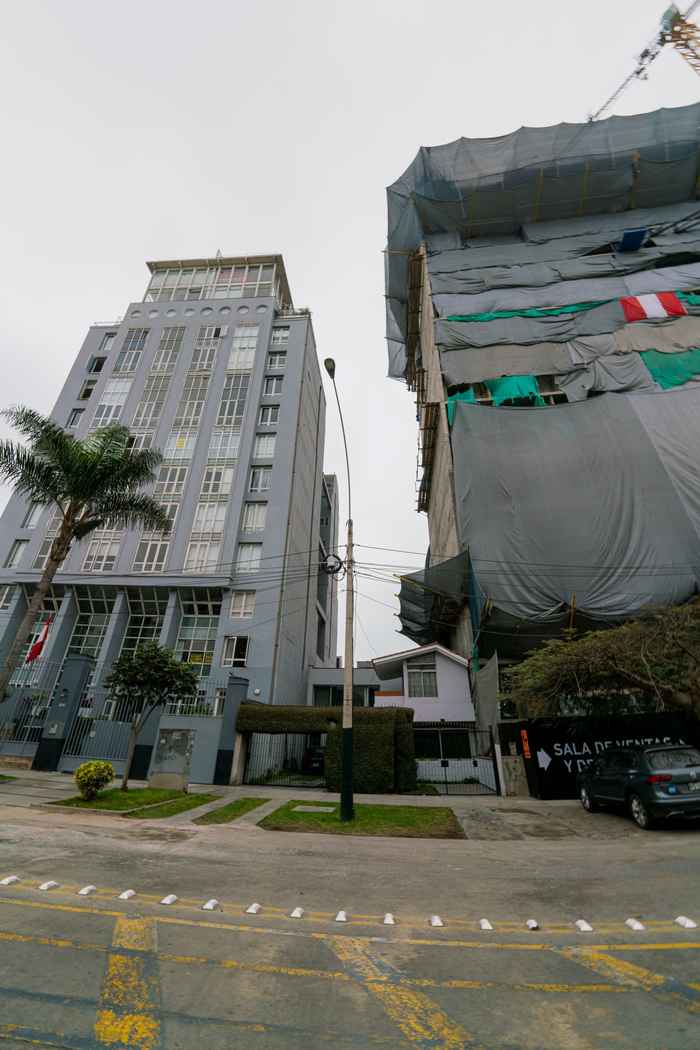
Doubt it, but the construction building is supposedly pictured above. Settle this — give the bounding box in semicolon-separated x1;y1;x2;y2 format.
385;102;700;675
0;255;338;780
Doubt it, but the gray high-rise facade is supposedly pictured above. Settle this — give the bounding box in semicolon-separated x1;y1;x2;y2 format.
0;255;338;771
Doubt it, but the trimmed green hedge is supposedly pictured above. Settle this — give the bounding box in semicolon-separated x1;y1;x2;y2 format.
237;703;416;794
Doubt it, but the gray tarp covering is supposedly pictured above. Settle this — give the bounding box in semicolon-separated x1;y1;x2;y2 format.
432;263;700;317
555;354;659;402
398;551;471;645
474;653;499;732
436;302;700;351
451;389;700;623
441;317;700;385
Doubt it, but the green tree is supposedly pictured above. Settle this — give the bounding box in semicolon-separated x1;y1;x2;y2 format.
0;406;170;699
506;602;700;718
105;642;200;790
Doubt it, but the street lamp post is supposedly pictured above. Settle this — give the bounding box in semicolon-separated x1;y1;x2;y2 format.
323;358;354;822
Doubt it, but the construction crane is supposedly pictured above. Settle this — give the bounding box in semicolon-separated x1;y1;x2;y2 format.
590;3;700;121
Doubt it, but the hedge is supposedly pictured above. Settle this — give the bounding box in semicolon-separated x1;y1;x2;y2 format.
236;703;416;794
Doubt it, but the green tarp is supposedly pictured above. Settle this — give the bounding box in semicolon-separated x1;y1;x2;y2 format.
446;300;612;322
446;388;476;425
640;348;700;389
485;375;545;406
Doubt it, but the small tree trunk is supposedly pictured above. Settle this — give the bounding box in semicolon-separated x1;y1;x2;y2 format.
0;518;72;701
121;722;139;791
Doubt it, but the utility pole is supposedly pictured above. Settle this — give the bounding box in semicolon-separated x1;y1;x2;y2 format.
323;357;354;821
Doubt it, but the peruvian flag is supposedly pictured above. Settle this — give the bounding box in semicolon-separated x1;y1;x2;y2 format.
26;617;53;664
620;292;687;322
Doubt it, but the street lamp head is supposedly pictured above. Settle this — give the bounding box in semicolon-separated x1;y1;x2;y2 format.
323;358;336;380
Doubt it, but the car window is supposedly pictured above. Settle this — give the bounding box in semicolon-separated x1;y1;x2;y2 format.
647;748;700;770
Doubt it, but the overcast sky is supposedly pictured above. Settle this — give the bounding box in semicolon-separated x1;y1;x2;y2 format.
0;1;697;659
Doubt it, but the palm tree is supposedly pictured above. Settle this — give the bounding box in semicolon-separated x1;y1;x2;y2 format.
0;406;171;699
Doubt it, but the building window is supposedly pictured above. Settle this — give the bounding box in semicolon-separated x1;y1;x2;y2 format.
119;590;168;659
267;352;286;370
132;374;171;428
259;405;279;426
174;374;210;428
151;326;186;372
406;656;438;698
0;584;15;610
82;537;120;572
249;466;271;493
174;596;220;677
200;466;234;498
90;378;132;430
253;433;276;459
142;501;178;537
241;502;266;532
133;540;169;573
221;635;249;667
230;590;255;618
145;262;276;303
184;540;221;572
154;465;188;498
227;326;259;371
191;325;227;370
67;408;84;428
235;542;261;574
113;328;148;373
271;327;289;346
208;429;240;461
127;431;153;452
217;373;250;428
163;431;197;460
4;540;28;569
263;376;283;397
21;504;44;529
79;379;97;400
87;356;107;374
98;332;117;354
192;501;227;535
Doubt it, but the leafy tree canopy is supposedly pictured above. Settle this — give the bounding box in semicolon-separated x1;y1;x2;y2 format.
106;642;199;712
505;601;700;719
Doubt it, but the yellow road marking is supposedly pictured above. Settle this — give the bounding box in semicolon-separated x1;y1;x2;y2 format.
94;917;160;1049
329;936;477;1048
563;947;700;1015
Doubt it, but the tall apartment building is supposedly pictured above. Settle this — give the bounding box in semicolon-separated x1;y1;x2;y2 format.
0;254;338;775
385;103;700;673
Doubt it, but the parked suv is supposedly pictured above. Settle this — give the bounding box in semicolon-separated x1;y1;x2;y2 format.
577;745;700;829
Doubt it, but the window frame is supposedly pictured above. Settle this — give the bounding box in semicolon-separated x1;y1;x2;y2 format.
221;635;249;667
4;539;28;569
230;590;256;618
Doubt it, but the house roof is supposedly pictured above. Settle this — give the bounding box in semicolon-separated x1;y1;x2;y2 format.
372;643;469;681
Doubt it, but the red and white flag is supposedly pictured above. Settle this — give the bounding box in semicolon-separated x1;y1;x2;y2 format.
26;617;53;664
620;292;687;322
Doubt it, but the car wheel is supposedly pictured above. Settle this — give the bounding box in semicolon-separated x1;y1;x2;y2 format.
579;786;598;812
629;794;654;830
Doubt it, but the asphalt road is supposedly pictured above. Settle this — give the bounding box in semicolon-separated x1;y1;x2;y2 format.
0;785;699;1048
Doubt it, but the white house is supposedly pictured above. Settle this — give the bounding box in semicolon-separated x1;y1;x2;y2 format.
372;643;475;723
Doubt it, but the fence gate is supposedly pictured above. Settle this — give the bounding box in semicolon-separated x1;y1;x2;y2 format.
414;725;500;795
57;693;135;774
243;732;325;788
0;693;51;762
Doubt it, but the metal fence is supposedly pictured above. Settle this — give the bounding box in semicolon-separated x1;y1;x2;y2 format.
414;726;500;795
0;660;64;760
243;733;325;788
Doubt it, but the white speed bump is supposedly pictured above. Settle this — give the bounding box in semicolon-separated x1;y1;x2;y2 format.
39;881;59;891
575;919;593;932
335;911;348;923
479;918;493;931
0;876;19;886
429;915;444;928
118;889;136;900
290;906;304;919
246;902;261;915
625;918;645;931
202;899;219;911
78;885;96;896
160;894;178;906
383;913;396;925
675;915;697;929
526;919;539;931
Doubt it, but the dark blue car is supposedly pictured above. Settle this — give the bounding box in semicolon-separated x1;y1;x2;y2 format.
577;745;700;829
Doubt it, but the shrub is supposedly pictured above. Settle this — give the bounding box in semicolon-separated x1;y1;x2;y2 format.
75;760;115;801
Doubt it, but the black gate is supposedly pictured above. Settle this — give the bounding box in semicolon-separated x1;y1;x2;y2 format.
414;724;500;795
243;732;325;788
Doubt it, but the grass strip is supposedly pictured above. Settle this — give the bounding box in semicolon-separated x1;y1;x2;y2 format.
193;797;270;825
124;793;221;820
53;787;186;811
0;774;17;782
259;800;465;839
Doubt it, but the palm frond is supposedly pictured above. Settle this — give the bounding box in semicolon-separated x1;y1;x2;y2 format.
0;441;66;507
89;492;172;534
2;406;70;449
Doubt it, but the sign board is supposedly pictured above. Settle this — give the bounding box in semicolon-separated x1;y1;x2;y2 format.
503;714;699;799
